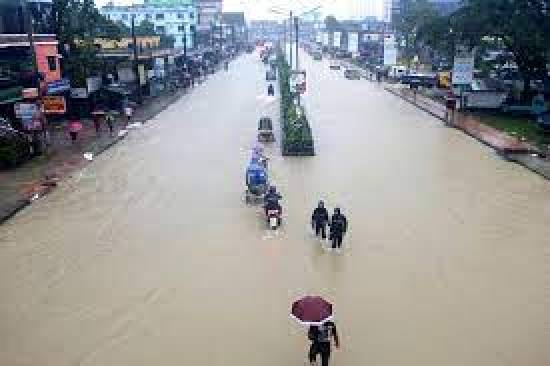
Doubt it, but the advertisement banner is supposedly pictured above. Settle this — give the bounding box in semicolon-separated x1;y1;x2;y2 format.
46;78;70;95
138;64;147;86
42;96;67;114
86;77;102;93
333;32;341;48
452;48;475;85
383;39;397;66
348;32;359;53
14;102;42;130
22;88;38;99
70;88;88;99
322;32;329;46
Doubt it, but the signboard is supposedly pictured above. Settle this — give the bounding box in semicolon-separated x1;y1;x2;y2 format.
383;38;397;66
154;57;165;78
70;88;88;99
42;96;67;114
86;77;102;93
22;88;38;99
168;56;175;65
118;68;135;83
348;32;359;53
322;32;329;46
138;64;147;86
14;103;39;120
14;102;42;130
46;78;70;95
452;49;475;85
333;32;341;48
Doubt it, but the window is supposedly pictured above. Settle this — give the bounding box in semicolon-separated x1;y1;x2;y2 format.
189;12;195;19
121;14;128;20
156;13;164;20
146;13;152;20
156;26;166;33
178;13;185;20
47;56;57;71
178;25;185;32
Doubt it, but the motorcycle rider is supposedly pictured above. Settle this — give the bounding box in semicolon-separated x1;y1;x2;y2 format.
311;200;329;240
329;208;348;250
264;186;282;216
267;83;274;96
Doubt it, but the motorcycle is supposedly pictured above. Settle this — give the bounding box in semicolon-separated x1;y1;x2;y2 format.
266;208;282;230
267;84;274;96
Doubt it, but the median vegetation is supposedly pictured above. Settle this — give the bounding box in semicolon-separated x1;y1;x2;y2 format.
276;47;315;156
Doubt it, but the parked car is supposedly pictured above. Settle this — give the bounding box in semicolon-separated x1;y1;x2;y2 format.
344;69;362;80
313;52;322;61
329;62;341;70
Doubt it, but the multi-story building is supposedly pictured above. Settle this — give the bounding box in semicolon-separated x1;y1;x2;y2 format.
220;12;247;47
100;0;197;49
0;0;62;116
196;0;223;46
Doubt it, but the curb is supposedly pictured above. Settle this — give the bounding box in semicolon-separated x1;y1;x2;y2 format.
385;86;548;180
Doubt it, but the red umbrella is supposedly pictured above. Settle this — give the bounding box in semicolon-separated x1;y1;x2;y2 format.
291;296;333;326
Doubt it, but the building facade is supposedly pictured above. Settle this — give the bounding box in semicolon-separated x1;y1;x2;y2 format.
100;0;197;49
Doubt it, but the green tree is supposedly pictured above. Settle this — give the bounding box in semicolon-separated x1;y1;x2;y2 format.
417;0;549;99
52;0;126;86
394;0;438;67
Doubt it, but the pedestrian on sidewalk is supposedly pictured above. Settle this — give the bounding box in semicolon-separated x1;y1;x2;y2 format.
68;116;83;143
329;208;348;250
308;321;340;366
105;112;115;136
311;200;329;240
92;113;102;135
124;105;133;126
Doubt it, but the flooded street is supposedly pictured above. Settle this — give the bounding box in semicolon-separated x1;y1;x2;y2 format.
1;53;549;366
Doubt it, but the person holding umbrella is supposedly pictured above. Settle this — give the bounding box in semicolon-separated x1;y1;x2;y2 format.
291;296;340;366
308;321;340;366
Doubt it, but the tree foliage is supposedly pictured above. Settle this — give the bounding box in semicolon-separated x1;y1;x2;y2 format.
416;0;549;97
52;0;125;86
394;0;438;66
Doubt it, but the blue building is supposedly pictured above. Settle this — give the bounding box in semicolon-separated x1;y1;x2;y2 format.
100;0;198;49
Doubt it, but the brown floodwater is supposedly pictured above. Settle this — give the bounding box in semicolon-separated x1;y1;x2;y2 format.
1;52;549;366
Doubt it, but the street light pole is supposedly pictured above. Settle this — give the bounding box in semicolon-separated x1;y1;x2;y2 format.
295;17;299;71
289;11;293;69
131;15;143;104
183;25;187;58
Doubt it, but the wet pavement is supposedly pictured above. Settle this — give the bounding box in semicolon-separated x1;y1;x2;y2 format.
1;52;550;366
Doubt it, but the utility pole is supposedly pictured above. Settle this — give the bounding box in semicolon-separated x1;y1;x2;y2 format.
21;0;38;83
131;15;143;104
183;26;187;58
295;16;299;71
289;11;293;69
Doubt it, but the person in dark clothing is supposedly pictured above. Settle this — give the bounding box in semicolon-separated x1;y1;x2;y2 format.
308;321;339;366
329;208;348;249
311;200;329;239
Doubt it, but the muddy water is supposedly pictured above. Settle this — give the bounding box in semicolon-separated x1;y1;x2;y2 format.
0;53;549;366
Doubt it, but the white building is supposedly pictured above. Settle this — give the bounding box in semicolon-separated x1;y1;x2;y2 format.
349;0;381;20
100;1;197;49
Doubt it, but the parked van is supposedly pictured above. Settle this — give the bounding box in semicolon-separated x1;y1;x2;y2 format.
389;65;407;79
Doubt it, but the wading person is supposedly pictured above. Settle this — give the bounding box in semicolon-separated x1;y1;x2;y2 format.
329;208;348;250
311;200;329;240
308;320;340;366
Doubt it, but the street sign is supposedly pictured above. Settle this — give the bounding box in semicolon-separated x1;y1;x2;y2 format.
14;102;42;130
452;49;475;85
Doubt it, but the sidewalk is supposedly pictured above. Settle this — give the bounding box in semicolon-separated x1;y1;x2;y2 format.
385;84;550;180
0;87;188;224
